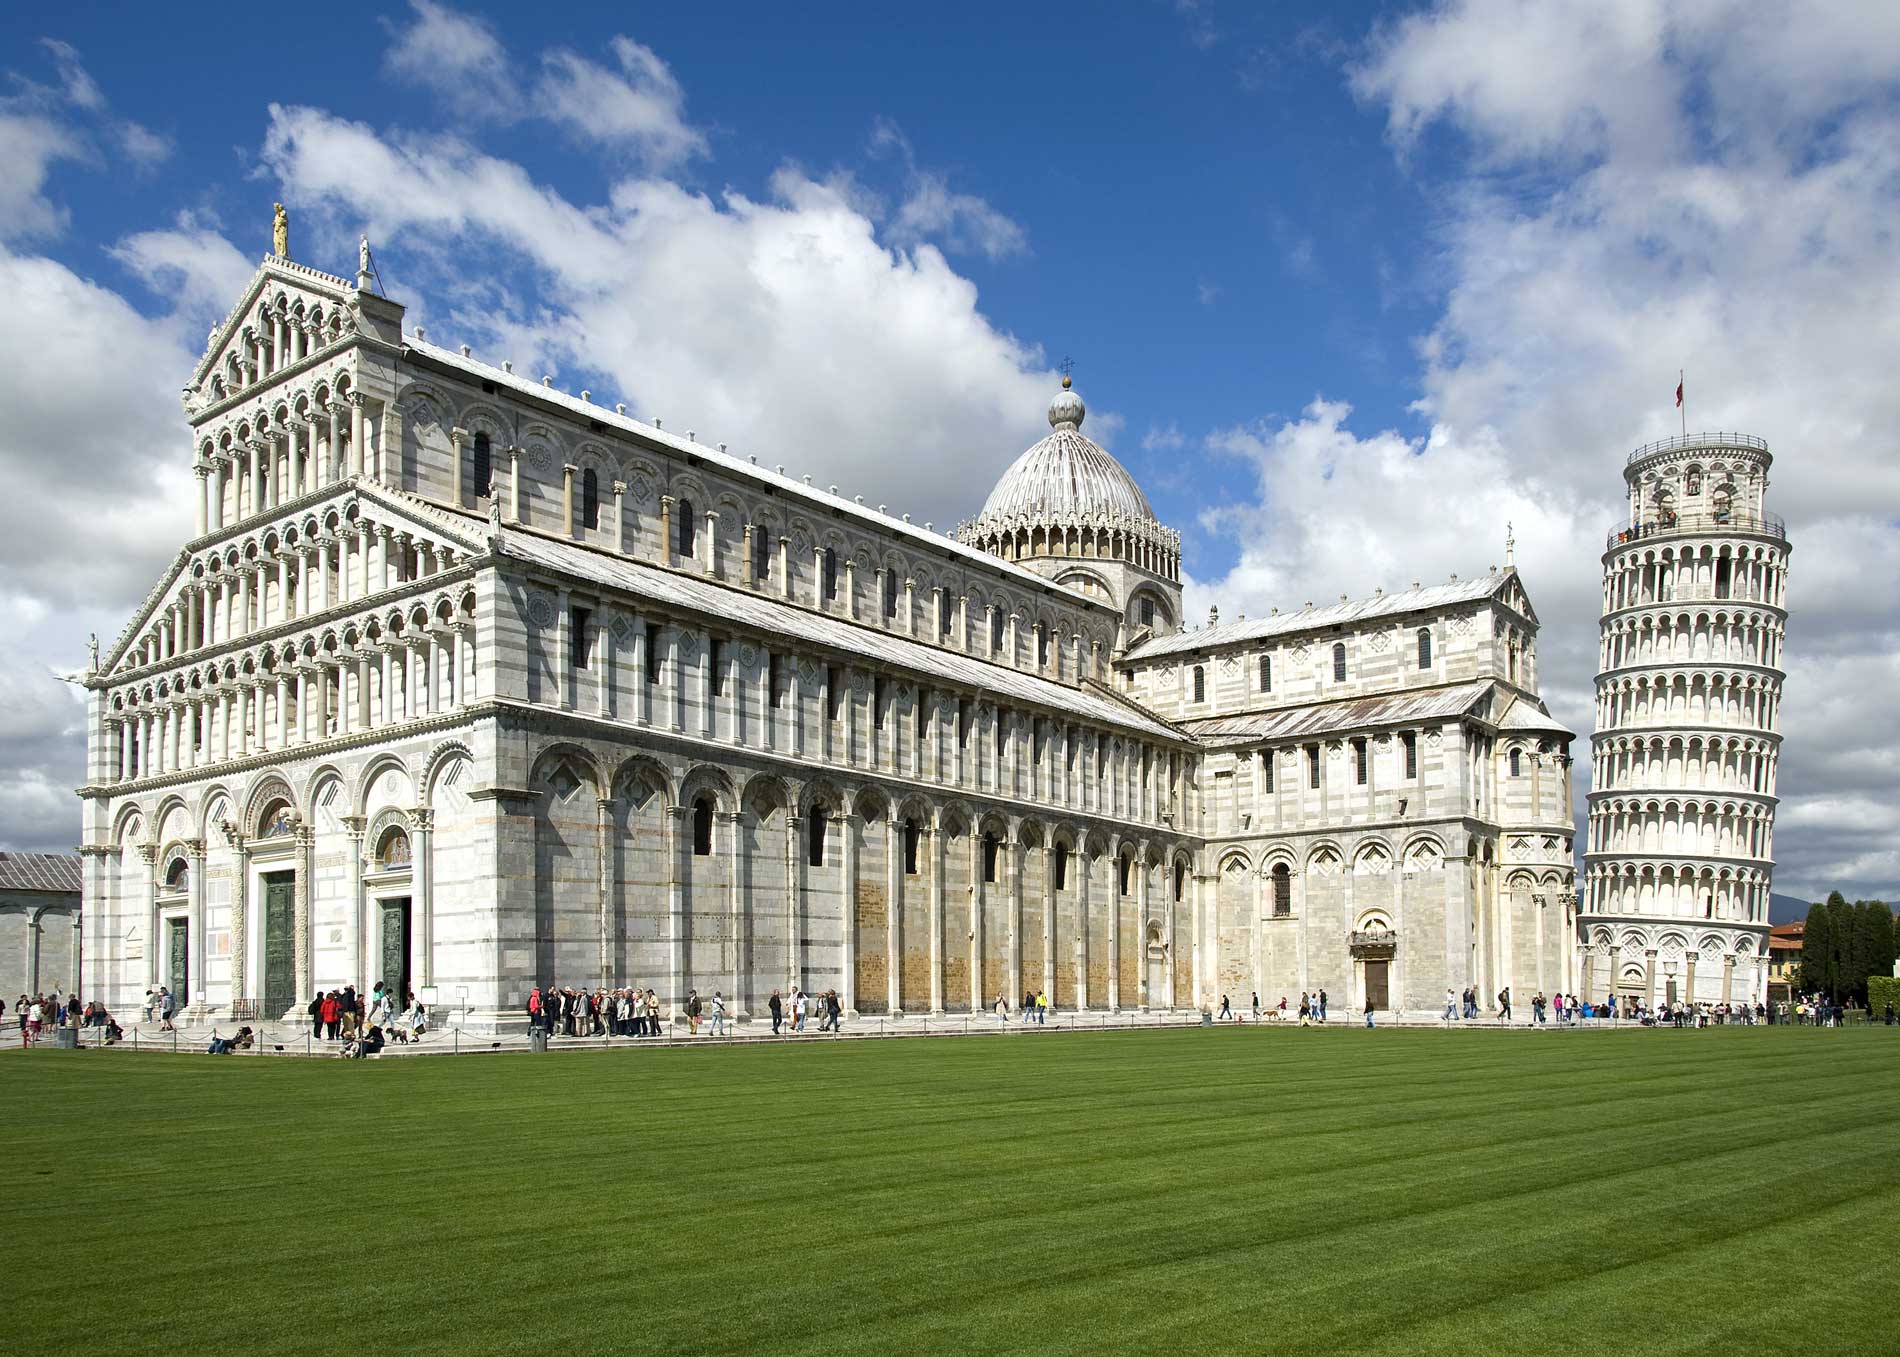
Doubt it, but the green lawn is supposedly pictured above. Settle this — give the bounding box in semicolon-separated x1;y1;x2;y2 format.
6;1027;1897;1354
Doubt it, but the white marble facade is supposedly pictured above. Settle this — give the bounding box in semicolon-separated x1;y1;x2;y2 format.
1582;434;1789;1008
78;252;1578;1031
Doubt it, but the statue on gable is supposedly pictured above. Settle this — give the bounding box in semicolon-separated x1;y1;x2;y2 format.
272;203;289;259
360;235;372;277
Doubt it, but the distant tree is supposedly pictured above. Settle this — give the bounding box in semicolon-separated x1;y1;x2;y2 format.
1856;900;1897;1004
1801;901;1834;999
1827;892;1855;1002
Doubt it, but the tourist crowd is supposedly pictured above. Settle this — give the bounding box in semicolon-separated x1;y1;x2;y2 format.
7;991;125;1046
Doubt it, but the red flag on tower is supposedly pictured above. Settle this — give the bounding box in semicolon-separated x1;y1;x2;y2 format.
1675;376;1683;408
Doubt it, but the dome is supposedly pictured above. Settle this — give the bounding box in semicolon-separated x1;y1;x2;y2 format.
977;379;1158;524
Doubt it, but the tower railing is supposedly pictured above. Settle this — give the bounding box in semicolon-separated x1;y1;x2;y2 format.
1626;432;1769;465
1604;509;1786;552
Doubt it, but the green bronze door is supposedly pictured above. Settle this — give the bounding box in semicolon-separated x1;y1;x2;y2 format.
380;898;412;1006
166;917;189;1008
262;874;296;1017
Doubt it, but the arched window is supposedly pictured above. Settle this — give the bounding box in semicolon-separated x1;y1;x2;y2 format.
1036;625;1050;669
1053;843;1069;892
692;794;714;856
677;499;697;557
1118;853;1132;896
990;609;1006;654
1332;642;1347;682
1509;748;1522;777
937;591;953;638
903;819;921;876
1173;862;1185;903
807;809;827;867
882;570;898;619
581;468;599;530
471;431;491;499
1416;627;1432;669
821;547;838;601
982;832;1000;884
376;826;412;869
1272;863;1291;916
1258;654;1272;692
164;858;189;893
1192;665;1205;703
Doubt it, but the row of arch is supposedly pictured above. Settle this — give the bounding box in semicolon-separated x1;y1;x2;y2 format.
1596;671;1782;732
1586;798;1775;861
1598;610;1785;670
1591;733;1779;797
1603;540;1788;614
197;286;356;409
956;510;1183;584
394;377;1123;666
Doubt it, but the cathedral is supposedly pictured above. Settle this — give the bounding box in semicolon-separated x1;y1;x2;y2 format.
77;238;1581;1031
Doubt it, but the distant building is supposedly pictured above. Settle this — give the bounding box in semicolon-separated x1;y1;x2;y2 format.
1767;921;1803;998
0;852;82;999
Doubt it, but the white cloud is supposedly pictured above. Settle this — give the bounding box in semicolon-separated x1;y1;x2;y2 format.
110;215;256;318
383;0;518;117
535;36;707;168
1187;0;1900;899
1142;422;1187;452
0;111;83;241
384;2;706;169
115;119;172;168
261;102;1054;528
871;118;1027;261
40;38;104;111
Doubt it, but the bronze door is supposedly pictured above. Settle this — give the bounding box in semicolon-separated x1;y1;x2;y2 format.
262;873;295;1017
1365;960;1390;1011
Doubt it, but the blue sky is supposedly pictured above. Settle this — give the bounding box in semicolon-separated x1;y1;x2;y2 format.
18;2;1444;582
2;1;1898;905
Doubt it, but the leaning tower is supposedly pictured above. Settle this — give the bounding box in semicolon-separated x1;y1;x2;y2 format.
1584;433;1790;1010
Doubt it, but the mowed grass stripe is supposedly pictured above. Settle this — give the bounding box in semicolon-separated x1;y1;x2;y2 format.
4;1027;1895;1355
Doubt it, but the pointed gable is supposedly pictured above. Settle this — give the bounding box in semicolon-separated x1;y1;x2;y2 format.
188;258;360;414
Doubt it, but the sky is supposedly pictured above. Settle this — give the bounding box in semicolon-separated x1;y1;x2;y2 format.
1;0;1896;909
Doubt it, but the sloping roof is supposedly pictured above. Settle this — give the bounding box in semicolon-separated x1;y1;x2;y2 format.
0;852;82;895
494;528;1189;743
1127;571;1517;660
1496;692;1576;738
1176;680;1494;746
403;338;1113;614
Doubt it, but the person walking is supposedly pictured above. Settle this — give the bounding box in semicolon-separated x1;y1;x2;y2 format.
710;992;727;1037
828;990;843;1033
1443;988;1457;1023
794;988;808;1032
769;988;783;1035
1036;989;1048;1025
686;989;703;1035
1251;991;1261;1020
1497;987;1512;1023
1217;994;1233;1021
1317;989;1328;1023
